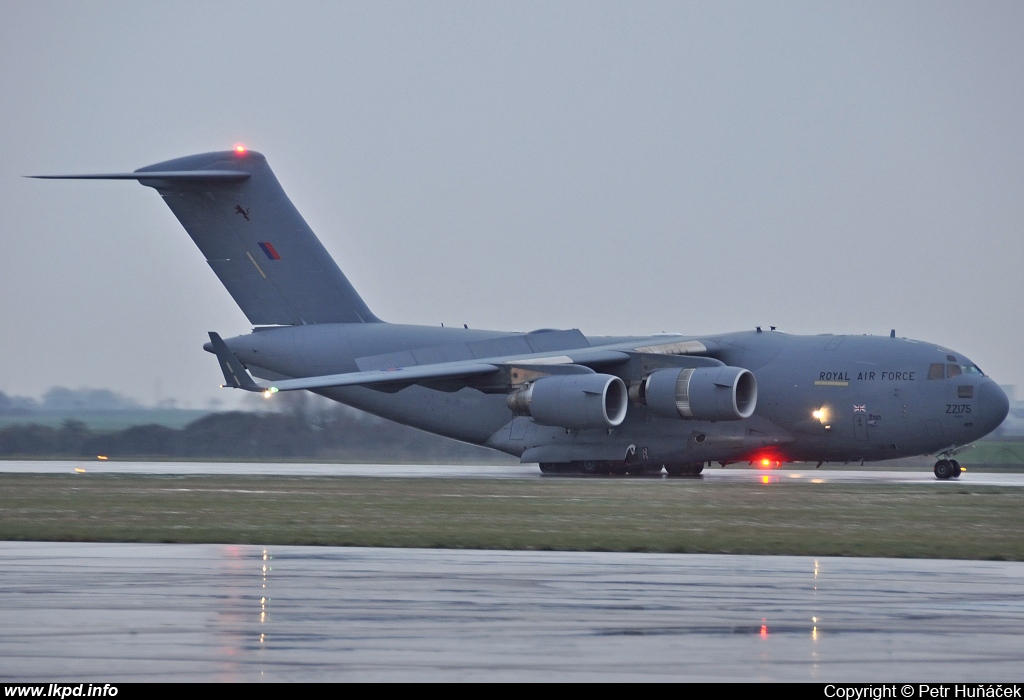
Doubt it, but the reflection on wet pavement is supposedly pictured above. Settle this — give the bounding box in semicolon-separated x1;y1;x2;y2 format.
2;543;1023;681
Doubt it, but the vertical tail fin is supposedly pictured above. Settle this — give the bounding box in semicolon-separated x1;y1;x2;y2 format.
137;150;379;325
37;150;380;325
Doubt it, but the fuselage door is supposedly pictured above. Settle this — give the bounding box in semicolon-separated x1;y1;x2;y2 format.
853;412;869;441
925;419;944;441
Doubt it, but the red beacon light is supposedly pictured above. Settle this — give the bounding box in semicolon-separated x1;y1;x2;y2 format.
751;451;785;469
234;143;247;154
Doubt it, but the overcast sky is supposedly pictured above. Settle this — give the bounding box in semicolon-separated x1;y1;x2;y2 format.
2;1;1022;409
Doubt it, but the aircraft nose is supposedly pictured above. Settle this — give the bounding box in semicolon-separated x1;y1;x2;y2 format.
976;379;1010;436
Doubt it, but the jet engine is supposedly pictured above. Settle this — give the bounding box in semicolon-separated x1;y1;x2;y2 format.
507;374;629;429
632;366;757;421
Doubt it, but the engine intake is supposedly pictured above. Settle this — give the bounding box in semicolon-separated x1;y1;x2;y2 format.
637;366;757;421
507;374;628;429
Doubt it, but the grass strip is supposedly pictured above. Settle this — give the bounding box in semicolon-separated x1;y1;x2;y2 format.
1;473;1022;559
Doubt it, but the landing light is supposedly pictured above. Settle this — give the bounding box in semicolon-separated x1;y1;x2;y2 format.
812;407;830;424
262;387;278;399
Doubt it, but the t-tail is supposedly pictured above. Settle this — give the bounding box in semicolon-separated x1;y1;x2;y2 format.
32;149;380;326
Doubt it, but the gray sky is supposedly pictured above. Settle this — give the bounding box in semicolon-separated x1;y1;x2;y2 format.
2;1;1022;409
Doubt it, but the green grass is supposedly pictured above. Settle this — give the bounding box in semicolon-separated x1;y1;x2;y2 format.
965;439;1024;466
2;474;1022;559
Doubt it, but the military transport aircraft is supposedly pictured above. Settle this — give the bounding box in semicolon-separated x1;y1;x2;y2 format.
35;148;1009;478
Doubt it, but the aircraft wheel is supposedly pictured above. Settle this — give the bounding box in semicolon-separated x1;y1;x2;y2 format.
950;460;962;478
580;460;602;475
645;465;664;476
539;463;558;474
934;460;954;480
664;464;684;476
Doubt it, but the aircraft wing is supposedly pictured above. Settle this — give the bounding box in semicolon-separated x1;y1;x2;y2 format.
209;331;716;395
209;332;505;393
263;361;503;392
210;332;633;393
28;171;251;182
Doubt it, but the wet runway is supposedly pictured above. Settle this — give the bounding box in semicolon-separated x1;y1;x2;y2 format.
3;459;1024;486
3;462;1022;680
2;543;1023;682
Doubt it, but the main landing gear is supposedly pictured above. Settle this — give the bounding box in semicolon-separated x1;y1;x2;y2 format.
933;459;962;480
538;461;705;477
664;463;704;477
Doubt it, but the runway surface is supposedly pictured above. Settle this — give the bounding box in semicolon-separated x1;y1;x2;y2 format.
2;459;1023;486
2;542;1023;682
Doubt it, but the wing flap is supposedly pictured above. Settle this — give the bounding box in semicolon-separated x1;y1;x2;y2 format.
267;361;500;392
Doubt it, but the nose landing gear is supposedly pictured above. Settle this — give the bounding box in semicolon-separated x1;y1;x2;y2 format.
934;459;962;480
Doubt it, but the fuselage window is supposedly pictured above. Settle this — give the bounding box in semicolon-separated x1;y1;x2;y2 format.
928;363;945;380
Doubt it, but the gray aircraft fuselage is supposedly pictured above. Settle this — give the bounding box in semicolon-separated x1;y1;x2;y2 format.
220;321;1008;469
37;149;1009;477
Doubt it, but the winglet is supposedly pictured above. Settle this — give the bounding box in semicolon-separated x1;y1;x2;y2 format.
208;332;264;392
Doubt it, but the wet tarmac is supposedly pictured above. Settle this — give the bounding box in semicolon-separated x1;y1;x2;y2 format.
2;542;1023;682
2;459;1023;486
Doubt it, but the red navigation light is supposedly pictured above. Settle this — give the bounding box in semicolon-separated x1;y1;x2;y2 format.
751;449;787;469
234;143;247;154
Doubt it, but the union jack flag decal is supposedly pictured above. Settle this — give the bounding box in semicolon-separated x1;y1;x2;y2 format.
258;242;281;260
853;405;867;412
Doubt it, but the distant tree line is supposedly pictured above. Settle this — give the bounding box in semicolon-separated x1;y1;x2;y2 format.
0;387;143;414
0;392;507;462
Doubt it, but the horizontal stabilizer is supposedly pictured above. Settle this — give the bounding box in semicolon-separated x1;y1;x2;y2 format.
28;171;251;182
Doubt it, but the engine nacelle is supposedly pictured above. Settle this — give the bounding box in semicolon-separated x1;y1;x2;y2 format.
637;366;757;421
507;374;628;429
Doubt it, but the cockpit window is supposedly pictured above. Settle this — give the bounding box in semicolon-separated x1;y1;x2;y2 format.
929;363;984;379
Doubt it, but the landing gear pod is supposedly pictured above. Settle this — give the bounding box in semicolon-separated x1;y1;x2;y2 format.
507;374;629;429
638;366;757;421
